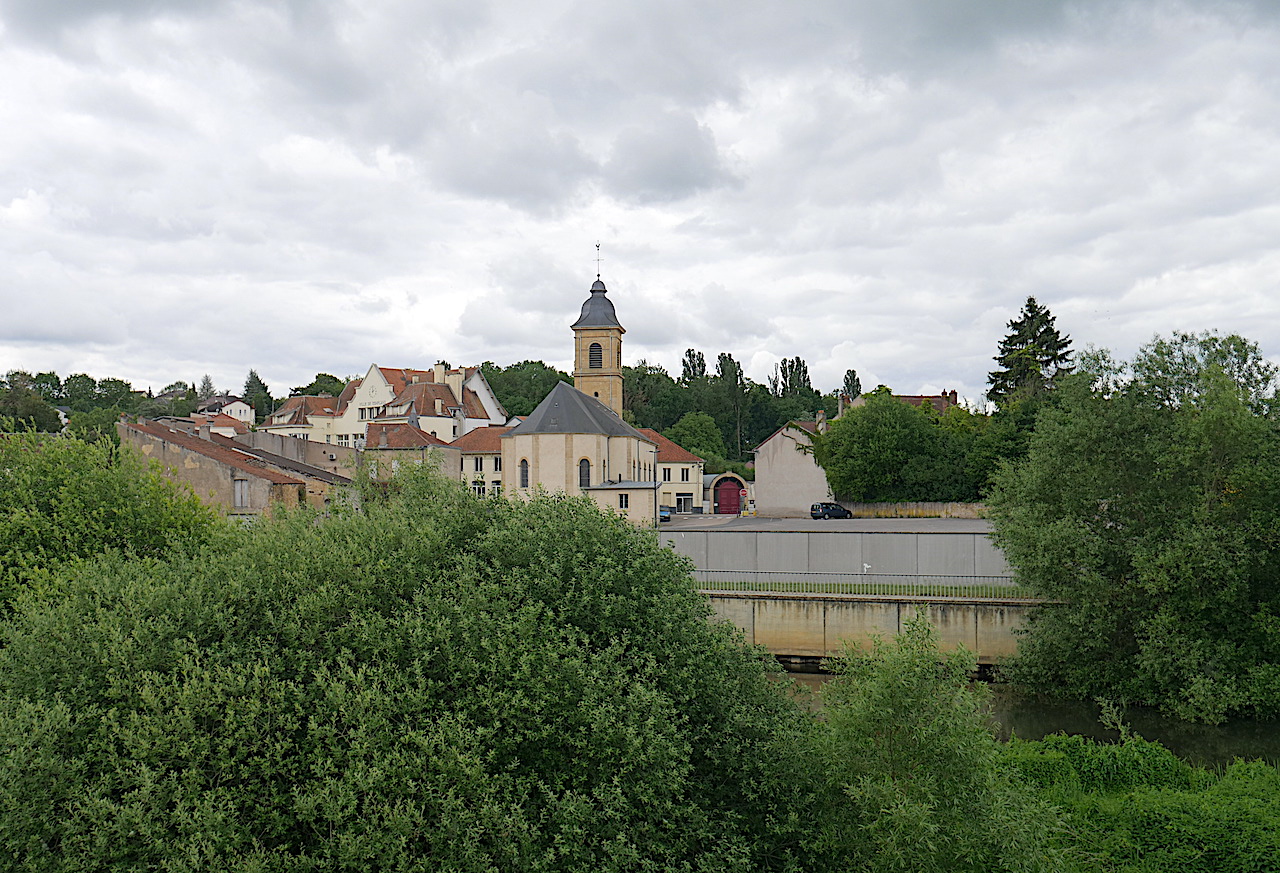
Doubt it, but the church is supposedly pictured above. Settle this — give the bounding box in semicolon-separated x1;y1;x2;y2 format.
500;277;661;524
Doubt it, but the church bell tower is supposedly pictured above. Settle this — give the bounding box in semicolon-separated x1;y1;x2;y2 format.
571;276;625;416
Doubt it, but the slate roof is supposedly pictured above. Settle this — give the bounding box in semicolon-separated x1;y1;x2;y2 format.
270;395;340;426
505;382;652;440
636;428;704;463
570;279;624;330
450;426;511;453
197;395;249;413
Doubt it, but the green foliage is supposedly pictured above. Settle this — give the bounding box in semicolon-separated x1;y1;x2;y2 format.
197;374;218;400
243;369;273;423
291;373;347;397
622;361;684;430
1008;733;1280;873
481;360;572;417
0;371;62;432
988;297;1074;408
66;406;124;445
814;393;985;502
841;368;862;399
0;468;811;871
988;332;1280;722
663;411;726;461
680;348;707;383
0;433;221;609
804;618;1067;872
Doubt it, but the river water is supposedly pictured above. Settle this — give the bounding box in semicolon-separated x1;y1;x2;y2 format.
786;673;1280;769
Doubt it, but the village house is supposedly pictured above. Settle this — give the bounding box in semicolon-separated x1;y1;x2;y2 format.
261;364;506;446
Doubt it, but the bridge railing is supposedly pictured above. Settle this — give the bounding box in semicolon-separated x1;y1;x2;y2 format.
692;569;1033;600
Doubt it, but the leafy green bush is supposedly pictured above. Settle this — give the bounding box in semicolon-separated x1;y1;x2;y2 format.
0;432;220;608
0;468;809;871
1009;734;1280;872
802;618;1069;872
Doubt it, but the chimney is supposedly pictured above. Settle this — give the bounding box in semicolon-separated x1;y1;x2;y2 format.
411;374;419;384
199;423;212;441
816;409;828;435
434;398;443;416
432;363;445;383
378;427;388;449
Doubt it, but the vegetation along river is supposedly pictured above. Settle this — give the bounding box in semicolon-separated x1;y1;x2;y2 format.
787;672;1280;769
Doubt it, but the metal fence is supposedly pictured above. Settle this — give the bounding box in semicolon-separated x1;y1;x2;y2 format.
692;569;1032;600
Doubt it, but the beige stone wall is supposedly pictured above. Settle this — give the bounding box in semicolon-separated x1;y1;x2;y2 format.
707;593;1031;665
121;426;276;516
572;327;624;416
587;487;658;525
753;427;830;517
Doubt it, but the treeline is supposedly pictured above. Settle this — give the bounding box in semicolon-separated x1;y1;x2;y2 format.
484;352;856;472
0;369;354;437
0;450;1276;870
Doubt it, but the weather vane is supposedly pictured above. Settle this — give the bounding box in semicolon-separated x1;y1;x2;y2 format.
595;241;602;280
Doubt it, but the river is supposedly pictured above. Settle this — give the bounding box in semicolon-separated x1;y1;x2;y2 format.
786;672;1280;769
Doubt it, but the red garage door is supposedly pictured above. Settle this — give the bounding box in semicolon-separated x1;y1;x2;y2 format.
715;477;744;514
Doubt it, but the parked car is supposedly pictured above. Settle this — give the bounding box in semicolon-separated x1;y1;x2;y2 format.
658;505;673;522
810;502;852;519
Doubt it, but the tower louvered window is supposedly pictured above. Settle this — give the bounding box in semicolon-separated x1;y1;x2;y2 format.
589;343;603;368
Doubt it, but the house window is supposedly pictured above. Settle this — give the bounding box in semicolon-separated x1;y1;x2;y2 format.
676;494;693;513
491;480;501;494
619;493;629;510
589;342;603;368
681;467;690;482
578;458;591;488
663;467;671;482
474;457;484;472
494;456;501;472
471;480;486;497
520;459;529;488
233;479;249;508
338;434;350;448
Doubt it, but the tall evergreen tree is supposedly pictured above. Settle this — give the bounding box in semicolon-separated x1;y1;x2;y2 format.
987;297;1073;407
243;370;272;423
197;375;217;400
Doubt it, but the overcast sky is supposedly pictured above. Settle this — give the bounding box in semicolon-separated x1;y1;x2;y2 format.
3;0;1279;403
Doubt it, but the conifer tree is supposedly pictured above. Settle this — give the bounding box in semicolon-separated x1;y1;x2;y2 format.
987;296;1073;406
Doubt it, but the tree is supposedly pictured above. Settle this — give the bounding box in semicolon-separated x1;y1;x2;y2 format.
841;369;861;399
67;407;124;444
812;391;989;503
711;352;751;459
61;373;99;412
161;380;189;394
0;371;62;432
197;374;217;400
290;373;347;397
31;371;63;404
679;348;707;384
243;369;272;423
0;433;220;608
663;411;727;461
0;467;810;870
480;360;572;417
804;618;1065;872
988;333;1280;723
987;297;1073;407
768;357;814;399
622;361;686;430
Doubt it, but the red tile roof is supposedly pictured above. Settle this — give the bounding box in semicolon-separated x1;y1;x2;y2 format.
269;395;340;426
450;426;510;453
192;412;250;434
636;429;704;463
121;421;304;484
364;422;452;449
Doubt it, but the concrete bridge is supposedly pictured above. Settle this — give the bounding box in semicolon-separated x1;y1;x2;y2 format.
703;590;1034;666
660;518;1037;665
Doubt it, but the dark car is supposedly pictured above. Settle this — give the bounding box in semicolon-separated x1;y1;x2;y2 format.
810;502;852;519
658;505;673;522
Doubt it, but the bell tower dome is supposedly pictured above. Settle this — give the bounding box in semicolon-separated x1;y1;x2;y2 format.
571;277;625;416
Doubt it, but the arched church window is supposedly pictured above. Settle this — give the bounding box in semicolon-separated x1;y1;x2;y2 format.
589;343;603;368
520;459;529;488
579;458;591;488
